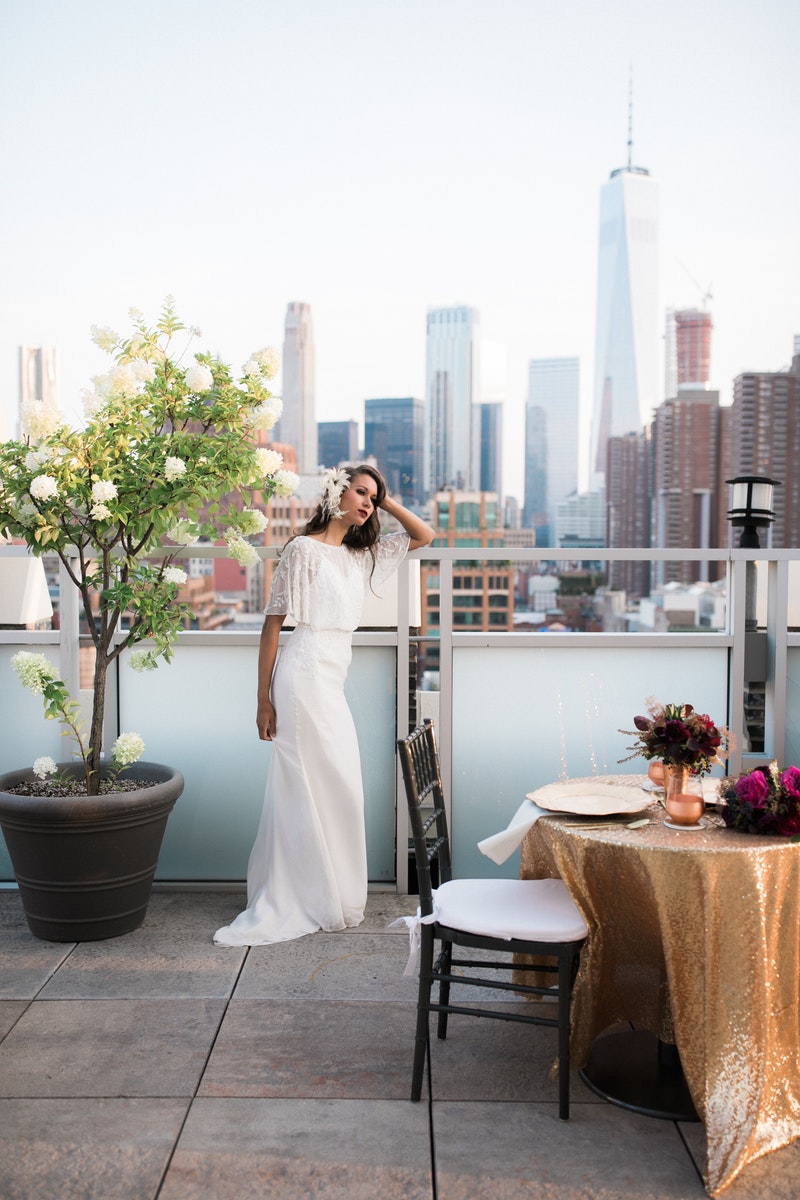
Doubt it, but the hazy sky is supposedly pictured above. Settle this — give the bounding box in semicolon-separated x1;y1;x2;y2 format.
2;0;798;499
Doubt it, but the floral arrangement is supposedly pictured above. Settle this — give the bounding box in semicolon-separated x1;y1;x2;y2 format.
620;699;728;776
0;299;298;794
718;762;800;837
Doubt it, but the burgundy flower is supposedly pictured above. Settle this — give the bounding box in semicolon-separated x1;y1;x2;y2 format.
777;810;800;838
734;771;769;808
780;767;800;799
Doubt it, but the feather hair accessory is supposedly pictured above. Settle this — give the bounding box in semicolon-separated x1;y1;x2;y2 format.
319;467;350;520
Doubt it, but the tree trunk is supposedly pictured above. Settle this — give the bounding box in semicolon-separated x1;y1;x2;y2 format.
87;645;110;794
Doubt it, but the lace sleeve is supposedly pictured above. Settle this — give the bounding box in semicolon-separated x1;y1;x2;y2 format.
371;532;410;589
264;540;314;623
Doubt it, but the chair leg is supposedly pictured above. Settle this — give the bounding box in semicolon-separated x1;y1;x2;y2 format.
412;927;435;1101
557;951;573;1120
436;940;453;1040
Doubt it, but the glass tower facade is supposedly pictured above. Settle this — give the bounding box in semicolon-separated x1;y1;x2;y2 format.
590;165;659;487
425;306;480;495
364;397;424;507
526;357;579;544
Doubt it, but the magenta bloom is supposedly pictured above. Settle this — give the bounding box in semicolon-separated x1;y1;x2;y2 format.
734;771;770;808
780;767;800;799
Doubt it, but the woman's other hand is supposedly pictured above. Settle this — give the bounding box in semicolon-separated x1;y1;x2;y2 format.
257;699;277;741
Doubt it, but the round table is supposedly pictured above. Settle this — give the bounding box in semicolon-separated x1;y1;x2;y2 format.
519;782;800;1196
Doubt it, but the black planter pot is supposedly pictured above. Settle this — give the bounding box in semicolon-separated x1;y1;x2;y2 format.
0;761;184;942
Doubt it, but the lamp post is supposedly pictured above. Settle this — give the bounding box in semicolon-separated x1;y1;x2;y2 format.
726;475;779;630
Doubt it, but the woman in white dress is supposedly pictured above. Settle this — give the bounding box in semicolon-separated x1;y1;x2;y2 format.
214;466;435;946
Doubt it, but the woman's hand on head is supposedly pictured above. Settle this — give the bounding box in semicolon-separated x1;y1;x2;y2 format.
257;699;277;741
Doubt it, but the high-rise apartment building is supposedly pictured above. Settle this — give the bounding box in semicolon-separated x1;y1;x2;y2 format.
364;397;424;507
522;405;548;543
318;420;359;467
18;345;59;435
590;157;659;487
652;389;721;586
425;306;480;495
478;402;503;500
727;346;800;547
525;358;579;544
275;302;317;475
665;308;712;398
606;429;652;598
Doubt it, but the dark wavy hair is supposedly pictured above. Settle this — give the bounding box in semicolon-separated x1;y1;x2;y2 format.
289;465;387;570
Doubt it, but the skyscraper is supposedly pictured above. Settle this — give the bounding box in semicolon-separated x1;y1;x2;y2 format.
478;402;503;499
364;397;424;507
525;358;579;544
318;420;359;467
276;302;317;475
18;345;59;435
425;306;480;495
664;308;712;398
522;405;548;542
590;149;659;487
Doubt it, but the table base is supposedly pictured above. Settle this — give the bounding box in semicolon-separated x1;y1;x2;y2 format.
579;1029;700;1122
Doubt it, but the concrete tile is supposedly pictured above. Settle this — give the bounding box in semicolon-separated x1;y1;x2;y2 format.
433;1101;706;1199
0;930;75;999
235;932;419;1000
39;892;246;1000
354;891;422;933
199;1000;423;1100
427;1002;601;1105
680;1120;800;1198
0;1098;188;1200
0;998;225;1097
160;1097;431;1199
0;890;27;928
0;1001;27;1041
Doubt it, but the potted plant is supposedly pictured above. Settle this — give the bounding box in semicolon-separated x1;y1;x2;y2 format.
0;299;298;939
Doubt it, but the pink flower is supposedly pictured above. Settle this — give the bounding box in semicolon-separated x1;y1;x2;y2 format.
734;770;769;808
779;767;800;799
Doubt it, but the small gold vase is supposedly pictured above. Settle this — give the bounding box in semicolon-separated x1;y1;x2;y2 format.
647;761;665;788
664;764;704;827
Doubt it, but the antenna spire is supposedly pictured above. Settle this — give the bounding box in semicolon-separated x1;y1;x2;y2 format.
627;66;633;170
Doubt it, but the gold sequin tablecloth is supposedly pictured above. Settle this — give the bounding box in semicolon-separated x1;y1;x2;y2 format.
519;786;800;1196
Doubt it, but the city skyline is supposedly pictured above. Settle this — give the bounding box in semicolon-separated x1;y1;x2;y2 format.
1;1;798;501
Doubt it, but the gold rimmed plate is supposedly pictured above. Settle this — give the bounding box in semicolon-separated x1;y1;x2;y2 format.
527;781;652;817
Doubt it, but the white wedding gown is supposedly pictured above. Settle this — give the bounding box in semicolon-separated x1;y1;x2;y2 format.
214;532;409;946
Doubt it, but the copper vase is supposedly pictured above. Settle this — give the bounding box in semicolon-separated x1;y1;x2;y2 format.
664;765;704;827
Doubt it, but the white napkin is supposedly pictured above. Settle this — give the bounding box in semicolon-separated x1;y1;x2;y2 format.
477;798;552;865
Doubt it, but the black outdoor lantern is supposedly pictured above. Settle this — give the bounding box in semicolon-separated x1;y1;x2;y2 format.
726;475;780;549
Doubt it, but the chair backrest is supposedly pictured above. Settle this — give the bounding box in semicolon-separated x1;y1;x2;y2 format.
397;719;452;914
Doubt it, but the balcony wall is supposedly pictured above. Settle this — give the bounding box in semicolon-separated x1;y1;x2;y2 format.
2;545;799;889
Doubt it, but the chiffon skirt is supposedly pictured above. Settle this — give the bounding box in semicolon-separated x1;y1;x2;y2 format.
214;626;367;945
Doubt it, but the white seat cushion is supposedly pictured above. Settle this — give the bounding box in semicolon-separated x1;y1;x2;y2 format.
432;877;588;943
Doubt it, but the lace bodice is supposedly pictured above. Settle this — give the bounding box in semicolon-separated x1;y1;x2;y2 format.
265;533;409;631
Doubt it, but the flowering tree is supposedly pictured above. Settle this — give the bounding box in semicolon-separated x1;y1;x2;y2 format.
0;300;298;793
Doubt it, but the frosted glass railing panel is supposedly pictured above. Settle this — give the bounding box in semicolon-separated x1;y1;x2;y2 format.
451;645;729;878
119;640;397;881
785;648;800;768
1;645;64;882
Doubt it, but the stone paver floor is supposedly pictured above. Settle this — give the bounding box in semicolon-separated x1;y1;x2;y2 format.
1;888;798;1199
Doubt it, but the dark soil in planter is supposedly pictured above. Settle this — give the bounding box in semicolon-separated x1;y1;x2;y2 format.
4;778;158;798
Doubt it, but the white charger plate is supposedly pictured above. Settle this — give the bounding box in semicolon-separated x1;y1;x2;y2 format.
526;780;652;816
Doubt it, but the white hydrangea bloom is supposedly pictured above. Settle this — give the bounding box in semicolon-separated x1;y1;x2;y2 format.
16;498;38;524
185;362;214;392
91;480;118;503
273;469;299;498
130;358;156;383
32;756;57;779
224;529;260;566
249;398;283;432
29;474;59;501
254;448;283;478
128;649;158;673
242;358;261;379
81;389;107;419
90;324;119;351
252;346;280;379
90;502;113;522
167;518;199;545
164;456;187;482
111;731;145;768
21;401;63;441
25;446;52;470
107;364;139;398
11;651;59;694
163;566;187;585
239;507;268;535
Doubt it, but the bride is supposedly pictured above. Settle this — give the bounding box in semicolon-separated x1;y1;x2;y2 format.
214;465;435;946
